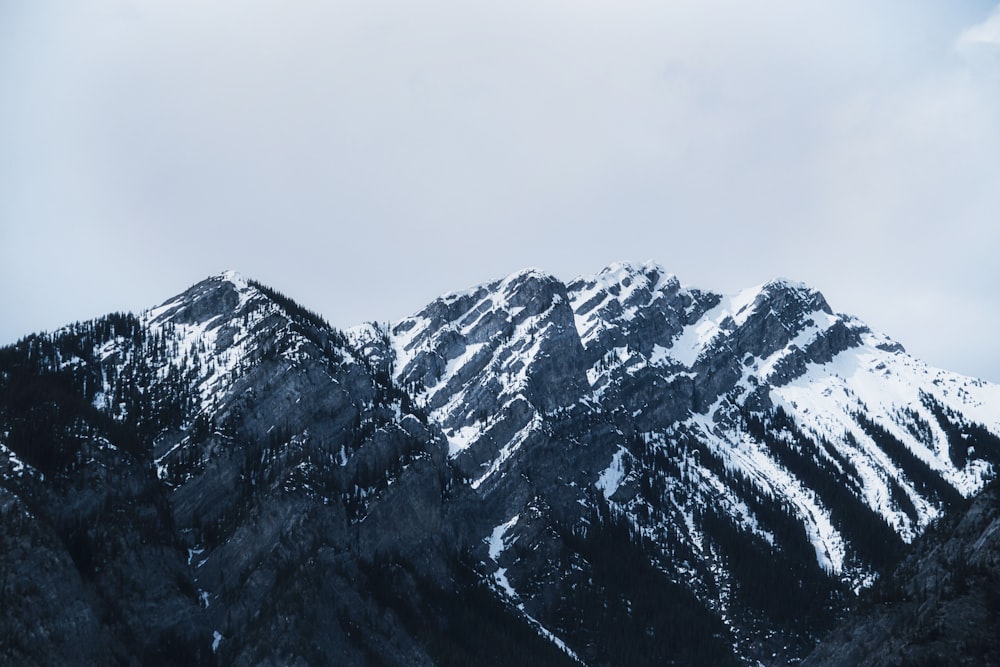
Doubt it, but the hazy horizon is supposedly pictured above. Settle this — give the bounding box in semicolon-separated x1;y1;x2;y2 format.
3;1;1000;382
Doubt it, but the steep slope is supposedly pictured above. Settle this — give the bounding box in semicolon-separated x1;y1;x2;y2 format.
366;268;591;488
802;481;1000;666
2;264;1000;666
0;313;210;664
560;263;1000;660
0;273;574;666
352;260;1000;664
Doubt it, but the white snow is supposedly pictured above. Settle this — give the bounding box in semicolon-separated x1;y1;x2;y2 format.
493;567;517;599
445;424;481;458
667;284;765;366
772;339;1000;508
647;344;673;367
487;515;521;599
487;514;520;560
471;414;542;490
688;413;849;574
212;631;223;653
0;441;27;476
596;447;627;499
435;342;487;391
519;609;586;664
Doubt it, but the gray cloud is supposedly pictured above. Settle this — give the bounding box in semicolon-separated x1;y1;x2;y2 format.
2;0;999;382
958;3;1000;48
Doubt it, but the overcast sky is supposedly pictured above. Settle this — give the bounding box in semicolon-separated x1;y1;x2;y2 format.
2;0;999;382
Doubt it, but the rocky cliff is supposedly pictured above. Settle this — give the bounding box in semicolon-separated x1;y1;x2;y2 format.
803;481;1000;666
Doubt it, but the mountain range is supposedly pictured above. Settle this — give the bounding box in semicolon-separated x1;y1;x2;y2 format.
2;262;999;665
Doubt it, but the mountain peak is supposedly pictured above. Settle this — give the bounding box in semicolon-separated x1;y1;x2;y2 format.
501;266;552;283
589;260;678;292
757;277;834;315
218;269;248;287
145;271;253;326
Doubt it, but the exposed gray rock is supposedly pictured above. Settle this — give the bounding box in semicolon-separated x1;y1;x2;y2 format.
803;483;1000;667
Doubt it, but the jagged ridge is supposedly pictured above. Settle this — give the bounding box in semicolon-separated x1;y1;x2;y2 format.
2;264;999;666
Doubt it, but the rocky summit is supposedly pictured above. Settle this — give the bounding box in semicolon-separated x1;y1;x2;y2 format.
2;263;1000;666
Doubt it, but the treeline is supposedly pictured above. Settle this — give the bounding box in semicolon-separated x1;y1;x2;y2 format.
920;391;1000;470
0;313;201;476
852;410;963;510
743;407;907;572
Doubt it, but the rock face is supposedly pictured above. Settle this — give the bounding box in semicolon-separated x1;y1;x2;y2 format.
2;263;1000;666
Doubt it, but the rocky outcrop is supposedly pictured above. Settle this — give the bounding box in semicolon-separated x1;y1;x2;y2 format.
803;482;1000;666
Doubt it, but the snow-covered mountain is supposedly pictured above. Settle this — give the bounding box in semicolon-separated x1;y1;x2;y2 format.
2;263;999;665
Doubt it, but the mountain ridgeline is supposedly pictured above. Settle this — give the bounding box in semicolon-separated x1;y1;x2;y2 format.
2;264;999;666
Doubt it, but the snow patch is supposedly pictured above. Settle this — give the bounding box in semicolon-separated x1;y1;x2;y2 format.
187;547;205;567
471;415;542;490
667;285;764;366
488;514;520;560
494;567;517;599
445;424;482;457
0;441;27;476
596;447;627;499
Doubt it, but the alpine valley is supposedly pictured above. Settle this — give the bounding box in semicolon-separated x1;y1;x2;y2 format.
3;262;1000;666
